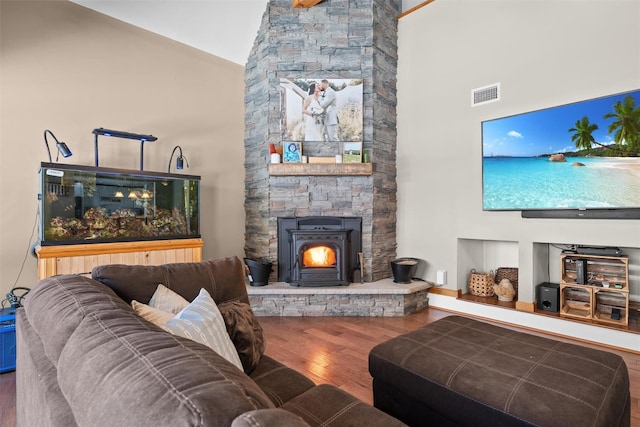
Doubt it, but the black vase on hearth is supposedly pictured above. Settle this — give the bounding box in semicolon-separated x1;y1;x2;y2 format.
390;258;418;284
244;258;272;287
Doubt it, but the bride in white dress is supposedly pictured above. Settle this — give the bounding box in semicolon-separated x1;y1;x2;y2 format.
303;83;325;141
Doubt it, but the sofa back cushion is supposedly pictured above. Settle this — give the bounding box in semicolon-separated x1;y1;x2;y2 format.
92;256;249;306
23;274;133;366
57;311;274;427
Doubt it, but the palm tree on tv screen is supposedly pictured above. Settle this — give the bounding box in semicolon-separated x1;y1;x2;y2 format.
569;116;599;151
604;95;640;155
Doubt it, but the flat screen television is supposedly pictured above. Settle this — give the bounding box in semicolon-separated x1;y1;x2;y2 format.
481;89;640;219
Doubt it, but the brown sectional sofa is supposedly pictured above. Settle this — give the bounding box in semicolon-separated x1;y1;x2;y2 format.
17;256;406;427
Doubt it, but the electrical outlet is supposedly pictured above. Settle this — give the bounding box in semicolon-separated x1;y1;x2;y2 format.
436;270;447;286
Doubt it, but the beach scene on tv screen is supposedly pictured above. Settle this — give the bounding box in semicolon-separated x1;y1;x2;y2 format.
482;89;640;210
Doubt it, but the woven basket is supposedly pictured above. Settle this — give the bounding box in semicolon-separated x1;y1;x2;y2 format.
495;267;518;299
468;269;495;297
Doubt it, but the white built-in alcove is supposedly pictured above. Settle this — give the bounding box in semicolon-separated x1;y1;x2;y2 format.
457;238;640;303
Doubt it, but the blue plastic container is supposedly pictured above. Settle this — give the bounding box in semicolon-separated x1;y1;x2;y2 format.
0;308;16;373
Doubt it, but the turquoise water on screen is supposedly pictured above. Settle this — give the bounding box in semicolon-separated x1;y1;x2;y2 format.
483;157;640;210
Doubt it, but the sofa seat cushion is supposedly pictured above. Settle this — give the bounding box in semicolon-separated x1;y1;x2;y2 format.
23;274;134;366
249;355;315;407
92;256;249;306
57;311;274;427
281;384;408;427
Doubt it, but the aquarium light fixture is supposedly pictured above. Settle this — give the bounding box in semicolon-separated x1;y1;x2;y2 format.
92;128;158;171
44;130;73;163
168;145;190;173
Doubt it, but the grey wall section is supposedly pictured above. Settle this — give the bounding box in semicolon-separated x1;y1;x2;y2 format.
397;1;640;302
244;0;401;281
0;1;247;296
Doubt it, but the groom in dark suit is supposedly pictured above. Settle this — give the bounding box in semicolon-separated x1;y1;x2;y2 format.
319;79;339;141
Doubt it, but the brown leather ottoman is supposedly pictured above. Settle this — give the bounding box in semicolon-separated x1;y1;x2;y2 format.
369;316;630;427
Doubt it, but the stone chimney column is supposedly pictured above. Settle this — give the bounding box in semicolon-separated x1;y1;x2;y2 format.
244;0;400;282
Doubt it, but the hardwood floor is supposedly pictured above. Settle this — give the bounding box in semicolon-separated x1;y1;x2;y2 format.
1;307;638;427
259;308;640;426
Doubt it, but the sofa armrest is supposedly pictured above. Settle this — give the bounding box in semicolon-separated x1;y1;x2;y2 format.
231;409;310;427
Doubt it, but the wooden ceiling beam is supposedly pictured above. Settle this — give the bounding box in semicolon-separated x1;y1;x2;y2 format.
293;0;323;8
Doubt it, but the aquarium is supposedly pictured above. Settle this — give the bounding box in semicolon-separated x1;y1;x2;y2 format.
39;163;200;245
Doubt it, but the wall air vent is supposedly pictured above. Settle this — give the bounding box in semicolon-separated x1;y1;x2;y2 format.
471;82;500;107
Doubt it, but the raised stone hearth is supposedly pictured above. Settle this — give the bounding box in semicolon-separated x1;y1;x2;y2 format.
247;279;431;317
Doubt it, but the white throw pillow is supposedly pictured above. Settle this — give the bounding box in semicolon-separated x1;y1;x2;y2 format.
131;300;175;326
148;284;189;314
162;288;243;371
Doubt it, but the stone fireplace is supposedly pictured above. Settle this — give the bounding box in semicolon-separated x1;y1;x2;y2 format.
244;0;400;284
278;216;362;286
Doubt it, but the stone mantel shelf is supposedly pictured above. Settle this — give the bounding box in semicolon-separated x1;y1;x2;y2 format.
268;163;373;176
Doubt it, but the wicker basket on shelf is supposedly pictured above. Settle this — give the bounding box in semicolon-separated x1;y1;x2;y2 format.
495;267;518;299
468;269;495;297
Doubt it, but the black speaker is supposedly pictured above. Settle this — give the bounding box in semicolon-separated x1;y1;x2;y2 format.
575;259;588;284
536;282;560;312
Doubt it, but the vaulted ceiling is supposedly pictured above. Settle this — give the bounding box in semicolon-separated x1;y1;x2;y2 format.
69;0;422;65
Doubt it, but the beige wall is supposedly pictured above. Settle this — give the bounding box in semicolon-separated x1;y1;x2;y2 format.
397;0;640;350
0;1;246;298
397;1;640;300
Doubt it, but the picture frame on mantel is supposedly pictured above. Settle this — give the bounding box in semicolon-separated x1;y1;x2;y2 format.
343;142;363;163
283;141;302;163
279;77;363;143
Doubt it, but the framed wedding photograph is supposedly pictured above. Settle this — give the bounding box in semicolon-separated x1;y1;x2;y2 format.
279;77;363;142
283;141;302;163
343;142;362;163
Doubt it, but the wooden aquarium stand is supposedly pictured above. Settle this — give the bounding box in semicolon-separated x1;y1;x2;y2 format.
36;238;203;280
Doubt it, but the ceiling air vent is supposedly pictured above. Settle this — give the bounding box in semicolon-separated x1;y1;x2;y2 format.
471;83;500;107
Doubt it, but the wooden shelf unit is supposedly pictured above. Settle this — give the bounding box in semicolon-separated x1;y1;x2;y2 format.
560;253;629;326
36;238;203;280
560;285;593;320
593;289;629;326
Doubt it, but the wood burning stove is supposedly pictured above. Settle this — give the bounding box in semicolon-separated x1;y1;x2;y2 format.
288;229;350;286
278;217;362;287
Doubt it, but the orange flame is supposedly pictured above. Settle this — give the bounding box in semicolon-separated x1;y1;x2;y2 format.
303;246;336;267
